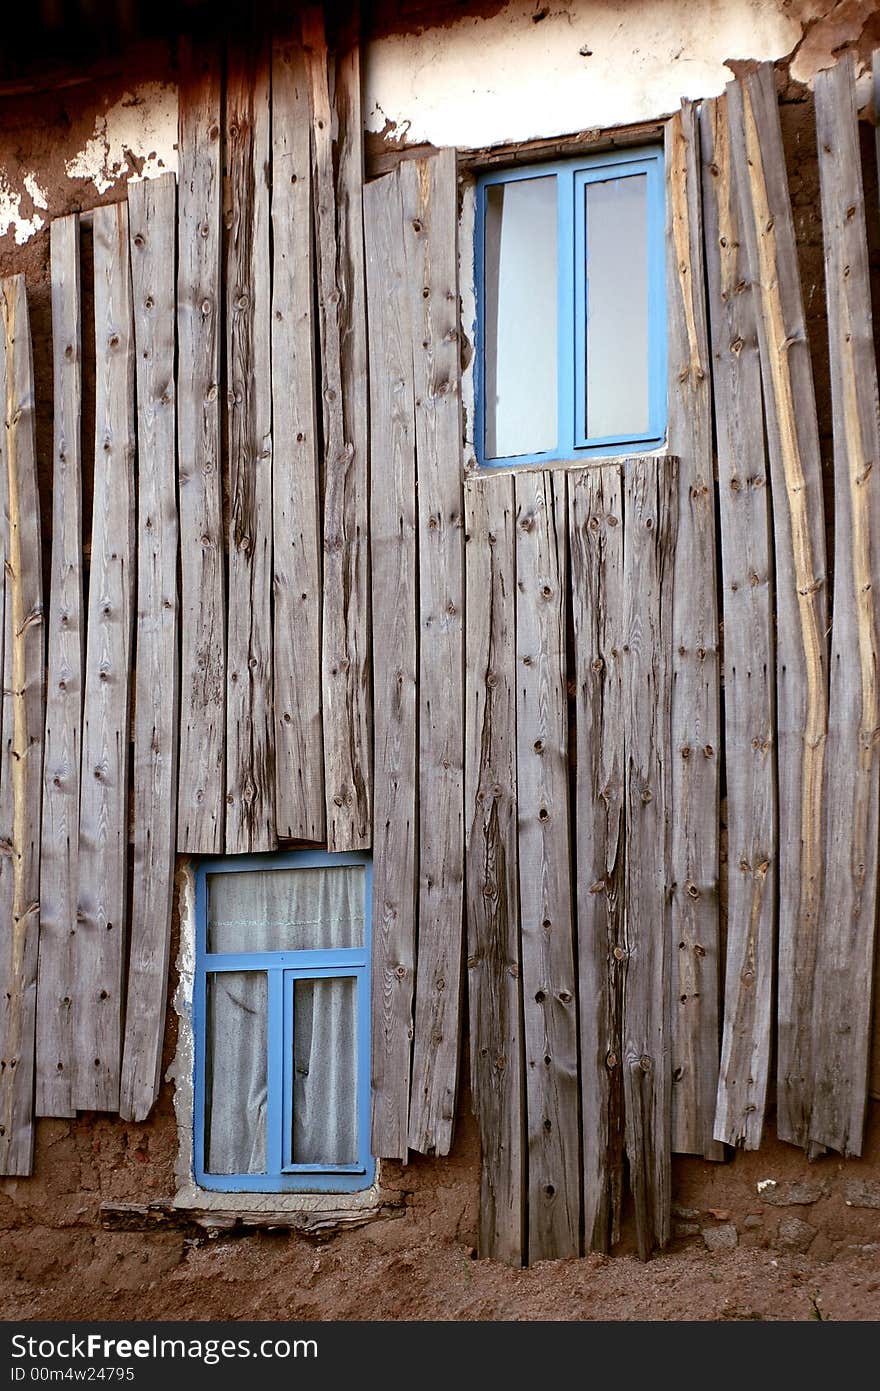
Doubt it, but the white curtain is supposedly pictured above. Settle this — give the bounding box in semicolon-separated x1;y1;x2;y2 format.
207;864;366;953
205;864;364;1174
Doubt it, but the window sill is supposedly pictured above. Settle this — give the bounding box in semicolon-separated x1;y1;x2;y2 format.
100;1184;406;1238
464;446;669;479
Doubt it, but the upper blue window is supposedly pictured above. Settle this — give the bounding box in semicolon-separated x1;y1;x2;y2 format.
475;146;666;468
193;849;374;1195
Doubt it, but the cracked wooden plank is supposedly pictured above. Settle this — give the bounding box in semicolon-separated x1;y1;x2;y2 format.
700;96;776;1151
0;275;44;1173
665;105;722;1160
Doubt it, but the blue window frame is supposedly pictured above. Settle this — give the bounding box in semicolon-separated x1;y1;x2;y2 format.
475;145;666;468
193;849;375;1194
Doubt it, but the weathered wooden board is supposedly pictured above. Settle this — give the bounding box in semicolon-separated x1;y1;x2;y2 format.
36;216;82;1120
570;465;625;1252
809;55;880;1157
514;471;579;1263
699;97;776;1151
403;153;466;1159
364;165;417;1163
271;34;324;843
665;105;722;1160
302;6;372;851
119;174;179;1124
176;41;225;855
73;203;135;1113
728;67;828;1151
464;475;524;1265
224;41;275;854
623;456;677;1260
0;276;44;1174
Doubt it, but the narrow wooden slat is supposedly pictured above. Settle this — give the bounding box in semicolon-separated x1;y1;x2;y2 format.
176;41;225;854
271;34;324;843
364;165;417;1162
514;470;579;1263
224;39;275;854
0;276;44;1174
570;465;625;1253
464;475;524;1265
623;455;677;1260
36;216;82;1119
119;173;179;1123
728;67;829;1151
810;54;880;1157
665;105;722;1160
700;97;776;1151
403;152;466;1158
73;204;135;1112
302;6;372;851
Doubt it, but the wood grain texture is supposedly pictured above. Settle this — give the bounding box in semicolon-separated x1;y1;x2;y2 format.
0;276;44;1174
665;106;722;1160
570;465;625;1252
36;217;82;1119
810;55;880;1157
514;470;579;1263
73;203;135;1113
364;165;417;1162
176;41;225;854
403;153;466;1159
224;40;275;854
302;6;372;851
464;476;524;1265
728;67;828;1151
699;97;776;1151
623;456;677;1260
271;34;324;843
119;174;179;1123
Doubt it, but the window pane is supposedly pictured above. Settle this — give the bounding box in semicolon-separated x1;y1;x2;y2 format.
292;978;358;1166
484;176;557;458
585;173;649;439
207;864;366;954
205;971;267;1175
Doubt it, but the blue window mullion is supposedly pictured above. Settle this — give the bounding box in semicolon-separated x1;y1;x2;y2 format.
647;154;668;442
266;968;284;1176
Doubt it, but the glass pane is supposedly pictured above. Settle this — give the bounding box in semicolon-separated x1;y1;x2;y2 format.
585;173;649;439
484;176;557;458
292;977;358;1166
205;971;267;1174
207;864;366;954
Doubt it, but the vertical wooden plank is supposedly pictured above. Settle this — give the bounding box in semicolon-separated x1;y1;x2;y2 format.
515;470;579;1263
36;216;82;1119
464;475;524;1266
623;455;677;1260
119;173;179;1123
665;105;722;1160
700;96;776;1151
810;54;880;1157
728;67;829;1151
570;465;625;1253
0;276;44;1174
73;204;135;1113
403;152;466;1158
271;34;324;843
302;6;372;851
224;38;275;854
176;41;224;854
364;165;417;1162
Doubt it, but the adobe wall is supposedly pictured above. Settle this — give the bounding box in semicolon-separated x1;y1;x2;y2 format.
1;1;880;1312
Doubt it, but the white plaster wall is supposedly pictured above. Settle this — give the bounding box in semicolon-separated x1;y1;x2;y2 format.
64;82;178;193
363;0;852;151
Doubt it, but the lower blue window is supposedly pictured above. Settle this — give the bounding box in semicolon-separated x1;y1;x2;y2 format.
193;849;375;1194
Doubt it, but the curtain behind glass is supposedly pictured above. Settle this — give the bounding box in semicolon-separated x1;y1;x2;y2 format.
292;978;358;1165
207;865;365;953
205;972;267;1174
